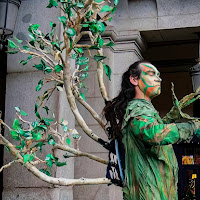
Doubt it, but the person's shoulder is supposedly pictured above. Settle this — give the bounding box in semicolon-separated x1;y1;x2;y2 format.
123;99;154;128
126;99;153;114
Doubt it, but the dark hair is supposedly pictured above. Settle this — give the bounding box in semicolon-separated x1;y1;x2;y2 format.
104;60;151;141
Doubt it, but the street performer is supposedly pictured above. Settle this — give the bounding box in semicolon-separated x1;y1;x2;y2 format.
104;61;200;200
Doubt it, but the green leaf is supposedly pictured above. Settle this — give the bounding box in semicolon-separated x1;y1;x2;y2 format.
98;22;105;33
45;153;54;168
43;106;49;115
23;154;31;164
63;125;69;132
66;138;71;145
48;138;55;146
21;140;26;150
58;16;67;24
32;120;39;128
76;2;84;8
112;6;117;14
45;153;54;161
50;21;56;28
10;130;20;141
23;154;34;164
14;36;23;43
114;0;119;6
40;168;51;176
106;41;114;47
72;134;79;139
36;80;43;91
103;63;111;80
7;39;19;49
35;104;39;113
36;112;41;119
7;50;19;54
80;72;88;79
44;66;52;73
89;45;100;50
66;28;76;37
35;133;42;141
95;0;103;2
54;64;63;72
55;161;66;167
20;110;28;116
75;48;84;54
83;65;89;71
80;93;86;101
15;107;28;116
28;34;35;40
100;5;113;12
30;24;40;31
80;23;89;28
23;46;30;51
98;38;104;48
47;0;58;8
72;53;78;59
13;118;20;130
108;17;113;22
14;107;20;112
86;10;93;18
76;57;89;65
33;64;43;71
94;55;106;62
51;41;60;50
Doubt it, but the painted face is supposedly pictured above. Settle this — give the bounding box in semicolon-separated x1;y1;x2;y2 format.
138;63;162;100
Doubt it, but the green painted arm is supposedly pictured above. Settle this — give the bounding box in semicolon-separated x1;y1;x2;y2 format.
129;115;197;145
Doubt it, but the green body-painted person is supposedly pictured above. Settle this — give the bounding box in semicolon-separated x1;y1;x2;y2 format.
104;61;200;200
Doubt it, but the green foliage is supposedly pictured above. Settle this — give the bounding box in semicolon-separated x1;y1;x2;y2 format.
103;63;111;80
94;55;106;62
76;57;89;65
40;168;51;176
48;135;55;146
36;80;43;91
10;130;20;141
54;64;63;72
58;16;67;24
66;28;76;37
80;93;86;101
14;107;28;116
19;55;33;66
47;0;58;8
66;138;71;145
23;153;35;164
106;41;114;47
101;5;113;12
45;153;54;168
7;39;19;49
33;59;52;73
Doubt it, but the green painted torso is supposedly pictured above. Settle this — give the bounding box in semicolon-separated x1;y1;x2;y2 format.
122;99;195;200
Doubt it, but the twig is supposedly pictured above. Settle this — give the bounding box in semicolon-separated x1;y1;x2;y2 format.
0;160;20;173
54;143;109;165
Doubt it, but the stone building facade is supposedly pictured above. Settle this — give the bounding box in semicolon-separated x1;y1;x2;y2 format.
2;0;200;199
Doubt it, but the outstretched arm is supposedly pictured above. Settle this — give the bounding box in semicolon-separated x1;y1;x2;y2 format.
129;115;199;146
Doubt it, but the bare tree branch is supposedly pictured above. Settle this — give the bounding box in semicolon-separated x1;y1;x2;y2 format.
0;160;20;173
54;143;108;165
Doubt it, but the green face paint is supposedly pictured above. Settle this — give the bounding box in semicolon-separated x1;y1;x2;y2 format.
138;63;162;100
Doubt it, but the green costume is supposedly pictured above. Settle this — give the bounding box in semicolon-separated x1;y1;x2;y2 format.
122;99;198;200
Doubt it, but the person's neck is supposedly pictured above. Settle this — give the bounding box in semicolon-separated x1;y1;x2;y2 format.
134;86;151;101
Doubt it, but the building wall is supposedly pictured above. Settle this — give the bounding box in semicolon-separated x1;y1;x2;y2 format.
3;0;200;199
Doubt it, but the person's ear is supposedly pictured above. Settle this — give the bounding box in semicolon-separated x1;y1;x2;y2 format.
130;76;139;86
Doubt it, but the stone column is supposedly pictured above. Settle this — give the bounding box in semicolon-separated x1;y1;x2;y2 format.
73;27;146;200
2;1;74;199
